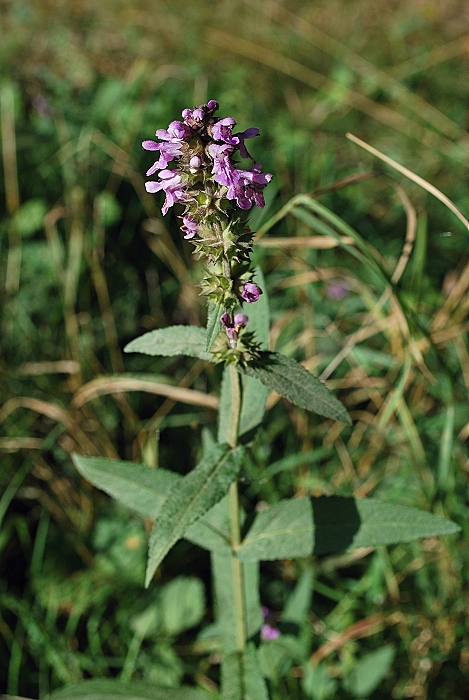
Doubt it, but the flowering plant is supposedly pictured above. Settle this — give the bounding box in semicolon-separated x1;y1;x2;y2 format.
143;100;270;312
61;102;459;700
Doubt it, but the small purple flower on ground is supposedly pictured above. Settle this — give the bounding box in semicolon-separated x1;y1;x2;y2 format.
241;282;263;303
261;624;280;641
260;605;280;641
326;280;349;300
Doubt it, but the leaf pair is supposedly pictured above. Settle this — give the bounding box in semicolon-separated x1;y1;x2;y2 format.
125;329;350;425
73;455;459;565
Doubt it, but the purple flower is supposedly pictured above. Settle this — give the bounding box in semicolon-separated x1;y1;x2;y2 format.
181;215;199;239
143;141;184;174
234;127;260;159
211;117;239;146
183;107;205;128
145;170;187;215
221;312;248;347
208;143;239;188
326;280;349;300
167;120;192;140
261;624;280;642
241;282;262;303
226;164;272;209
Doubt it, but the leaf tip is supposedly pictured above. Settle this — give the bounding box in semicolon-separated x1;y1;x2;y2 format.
122;339;135;353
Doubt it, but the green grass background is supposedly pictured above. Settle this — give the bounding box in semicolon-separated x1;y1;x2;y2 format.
1;0;469;698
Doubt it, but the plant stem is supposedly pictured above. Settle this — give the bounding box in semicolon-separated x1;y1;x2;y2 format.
227;363;246;652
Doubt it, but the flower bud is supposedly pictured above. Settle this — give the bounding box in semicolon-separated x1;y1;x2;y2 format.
241;282;262;303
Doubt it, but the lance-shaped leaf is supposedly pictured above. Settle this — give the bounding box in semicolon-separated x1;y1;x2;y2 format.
206;300;224;351
212;552;262;653
47;679;208;700
311;495;460;554
221;644;269;700
124;325;211;360
238;498;314;561
239;352;351;425
218;364;269;441
71;454;232;554
185;495;232;552
71;454;179;519
238;496;460;561
145;444;244;586
282;565;314;626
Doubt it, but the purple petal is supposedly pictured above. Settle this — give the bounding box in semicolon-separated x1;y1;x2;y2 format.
168;120;192;140
220;313;232;328
145;181;163;193
233;313;248;327
241;282;262;302
146;162;161;176
156;129;171;140
142;140;160;151
261;624;280;642
242;127;259;138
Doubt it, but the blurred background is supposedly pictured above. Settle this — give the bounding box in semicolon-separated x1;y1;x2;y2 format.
1;0;469;698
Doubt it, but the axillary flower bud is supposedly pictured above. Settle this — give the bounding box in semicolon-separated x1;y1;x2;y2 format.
142;100;272;312
221;312;248;348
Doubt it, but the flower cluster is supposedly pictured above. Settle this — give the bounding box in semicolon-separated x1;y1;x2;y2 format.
211;311;263;366
260;606;280;641
143;101;271;312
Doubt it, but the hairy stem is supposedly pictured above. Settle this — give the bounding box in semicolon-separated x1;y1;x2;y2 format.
227;363;246;651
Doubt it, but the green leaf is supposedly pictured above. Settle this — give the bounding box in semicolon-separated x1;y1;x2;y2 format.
206;300;223;351
239;352;351;424
160;576;205;635
212;552;262;653
238;375;269;436
302;664;338;700
238;266;270;435
221;644;269;700
245;266;269;350
238;498;314;561
238;496;460;561
185;495;232;552
201;426;217;454
95;191;122;226
123;325;210;359
343;646;395;697
12;198;48;237
311;495;461;554
218;365;269;440
217;366;233;444
71;454;179;519
47;679;208;700
71;454;231;554
282;565;314;626
258;636;306;681
145;444;244;585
